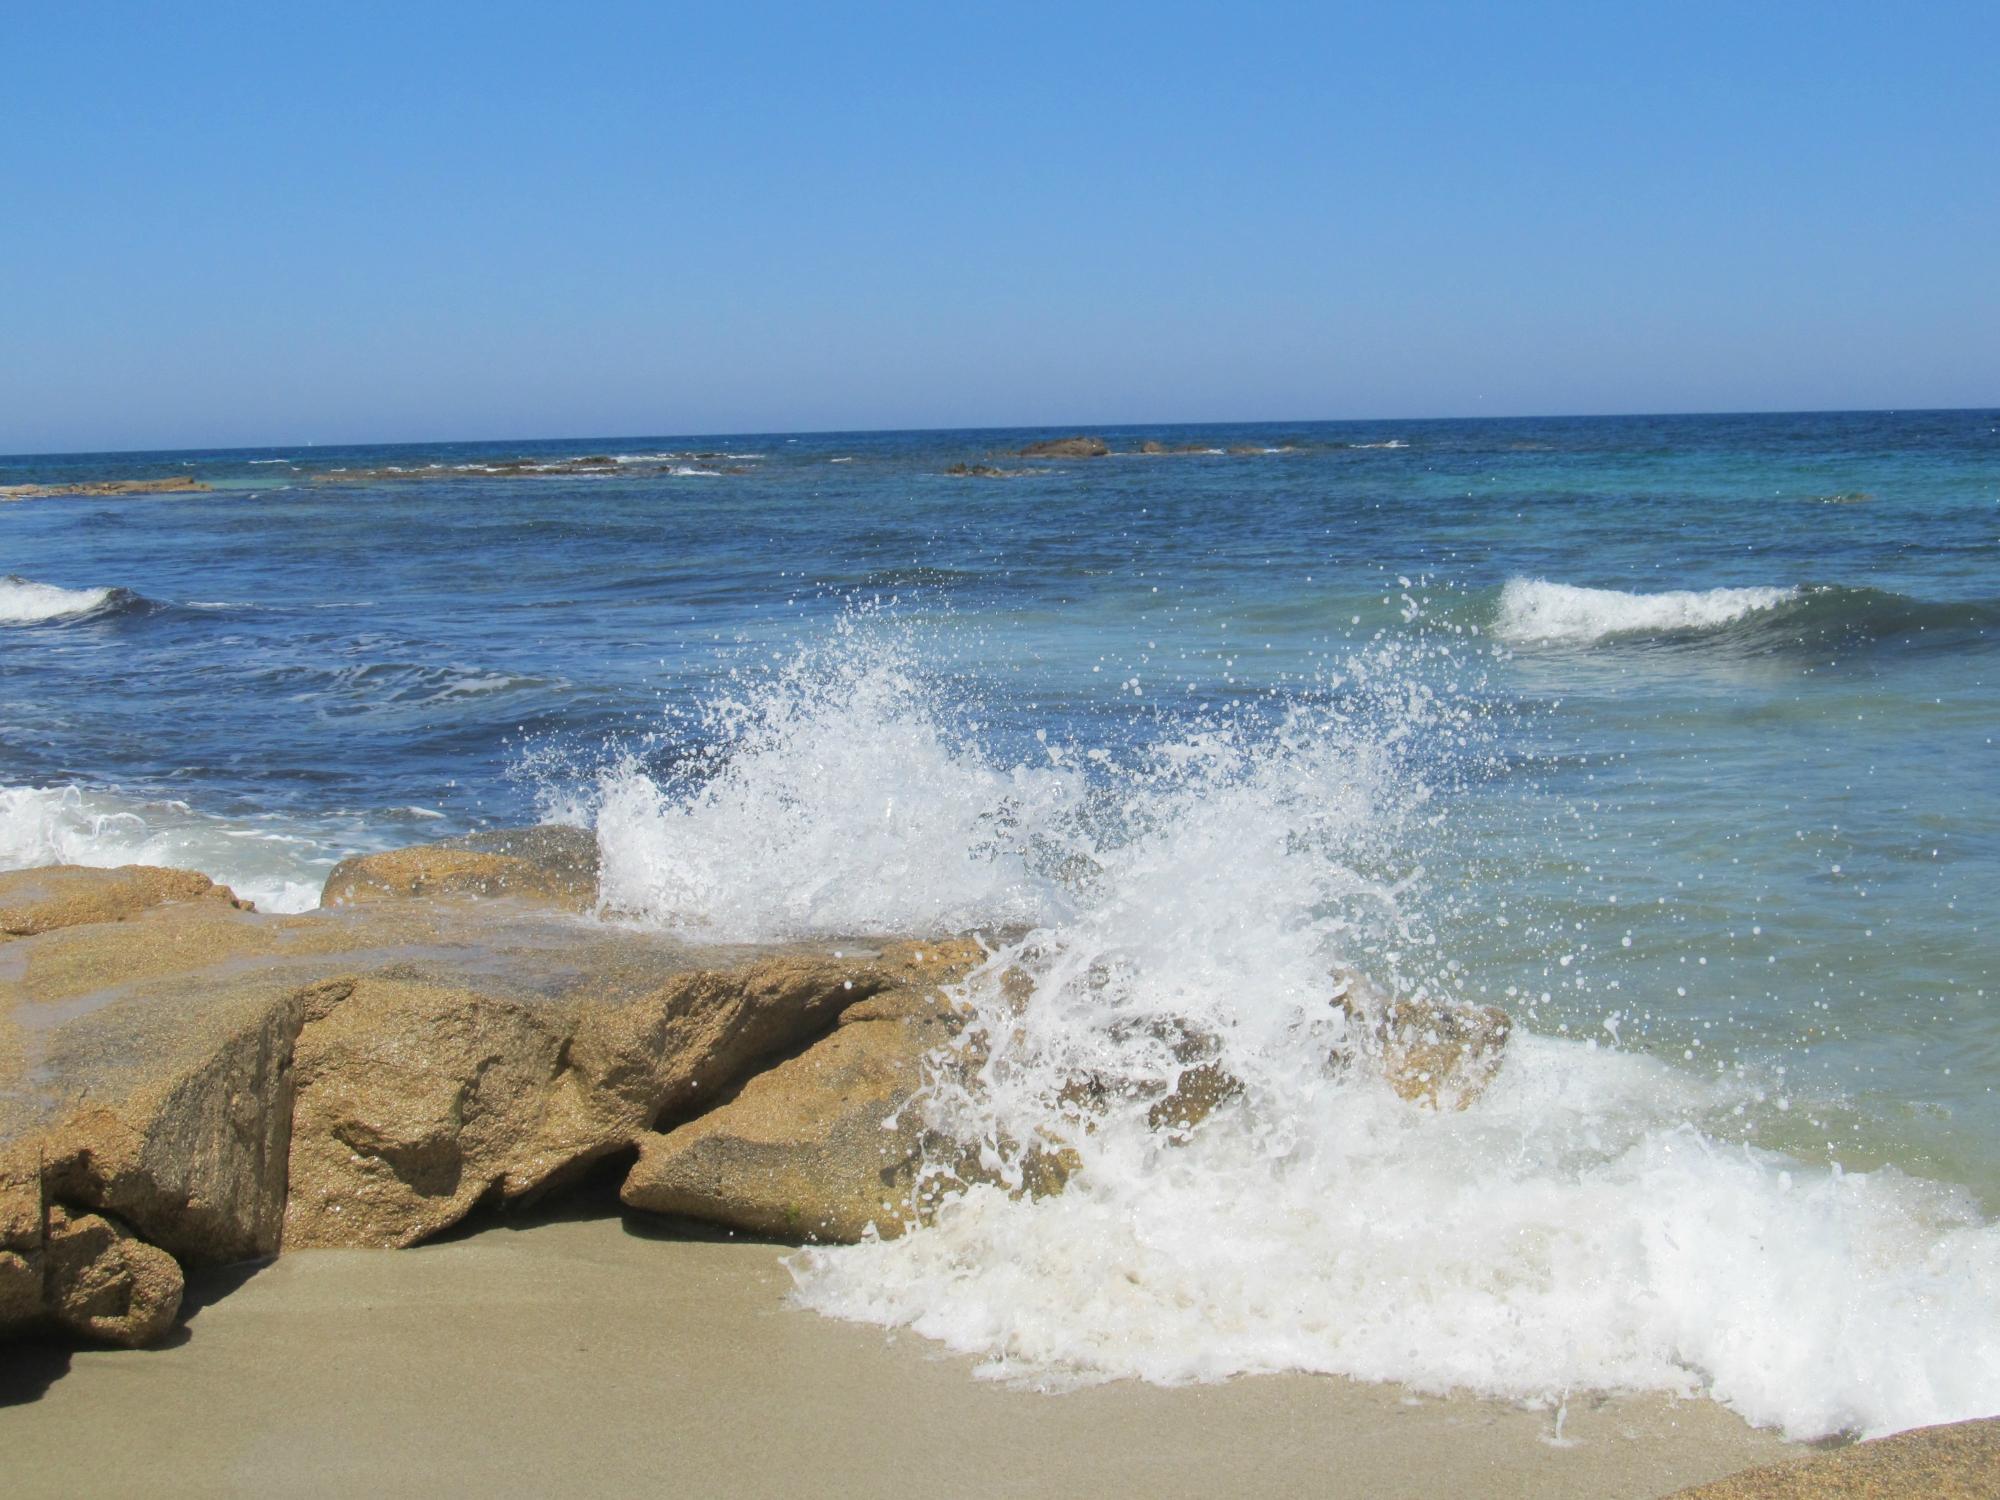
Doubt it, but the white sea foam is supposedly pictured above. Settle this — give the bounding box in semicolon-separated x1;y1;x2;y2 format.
597;615;2000;1441
1495;578;1800;645
0;783;341;912
0;575;126;626
596;618;1072;940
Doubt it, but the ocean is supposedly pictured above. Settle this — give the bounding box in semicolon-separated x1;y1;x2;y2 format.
3;409;1996;1438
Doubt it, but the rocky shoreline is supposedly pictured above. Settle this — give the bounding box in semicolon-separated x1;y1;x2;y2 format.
3;823;1528;1349
4;831;1995;1495
0;831;991;1349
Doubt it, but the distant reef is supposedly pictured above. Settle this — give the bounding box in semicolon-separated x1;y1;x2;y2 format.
996;435;1302;464
0;476;211;502
1017;435;1111;458
311;452;751;484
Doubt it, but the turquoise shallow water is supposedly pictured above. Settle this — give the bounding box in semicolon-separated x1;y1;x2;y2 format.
4;410;1999;1432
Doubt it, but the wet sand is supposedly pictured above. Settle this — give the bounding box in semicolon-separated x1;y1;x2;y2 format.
0;1207;1803;1499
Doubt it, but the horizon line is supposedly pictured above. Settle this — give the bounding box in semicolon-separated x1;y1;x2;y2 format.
4;402;1995;463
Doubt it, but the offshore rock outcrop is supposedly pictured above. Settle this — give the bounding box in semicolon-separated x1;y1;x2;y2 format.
0;476;212;502
1017;435;1110;458
309;453;752;485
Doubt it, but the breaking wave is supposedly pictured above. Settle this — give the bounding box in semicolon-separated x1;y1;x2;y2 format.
0;574;147;626
1493;578;2000;654
593;611;2000;1441
0;783;347;913
1494;579;1800;644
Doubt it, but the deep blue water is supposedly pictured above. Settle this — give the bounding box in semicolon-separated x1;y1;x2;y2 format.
4;410;1997;1198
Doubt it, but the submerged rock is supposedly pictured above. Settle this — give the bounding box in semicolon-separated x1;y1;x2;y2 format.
1331;968;1511;1110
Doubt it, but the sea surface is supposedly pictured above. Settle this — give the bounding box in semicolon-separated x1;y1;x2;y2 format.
3;410;1997;1439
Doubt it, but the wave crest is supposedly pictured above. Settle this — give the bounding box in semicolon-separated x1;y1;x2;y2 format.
1494;579;1799;645
0;574;145;626
1493;578;2000;653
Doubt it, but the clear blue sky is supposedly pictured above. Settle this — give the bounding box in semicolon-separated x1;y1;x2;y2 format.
3;1;1995;453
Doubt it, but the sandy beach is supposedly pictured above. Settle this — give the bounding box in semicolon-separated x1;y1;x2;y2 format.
0;1200;1804;1500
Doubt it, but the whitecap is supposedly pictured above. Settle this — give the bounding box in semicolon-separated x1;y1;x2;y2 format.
0;783;345;913
0;575;130;626
1494;578;1800;645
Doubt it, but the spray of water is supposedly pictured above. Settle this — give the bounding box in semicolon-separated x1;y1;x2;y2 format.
590;607;2000;1441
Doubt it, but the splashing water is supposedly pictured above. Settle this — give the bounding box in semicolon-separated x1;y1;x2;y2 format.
596;615;1077;940
595;613;2000;1441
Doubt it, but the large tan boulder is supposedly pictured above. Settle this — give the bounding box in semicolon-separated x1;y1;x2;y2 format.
282;977;573;1248
319;825;598;911
15;905;313;1264
1661;1416;2000;1497
0;863;249;940
280;947;887;1248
